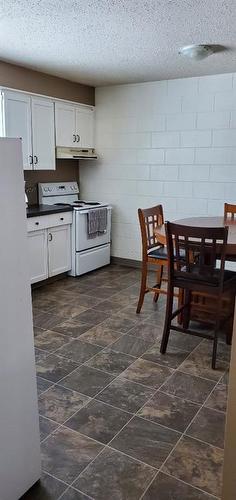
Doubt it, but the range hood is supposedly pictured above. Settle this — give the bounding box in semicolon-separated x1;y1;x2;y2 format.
56;147;97;160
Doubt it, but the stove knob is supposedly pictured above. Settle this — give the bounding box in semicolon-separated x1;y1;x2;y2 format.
48;187;52;192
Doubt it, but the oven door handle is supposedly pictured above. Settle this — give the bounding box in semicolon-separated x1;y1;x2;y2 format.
77;207;112;215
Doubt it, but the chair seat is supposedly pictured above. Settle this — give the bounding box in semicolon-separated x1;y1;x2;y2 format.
148;246;185;260
175;265;236;290
148;246;168;259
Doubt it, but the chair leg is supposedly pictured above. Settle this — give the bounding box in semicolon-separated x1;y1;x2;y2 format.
226;293;235;345
182;290;191;329
212;298;222;370
153;265;163;302
136;262;148;314
160;285;174;354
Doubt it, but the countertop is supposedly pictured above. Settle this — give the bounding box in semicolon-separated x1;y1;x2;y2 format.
26;204;73;218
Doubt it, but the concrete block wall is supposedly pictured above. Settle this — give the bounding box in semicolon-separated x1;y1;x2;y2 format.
80;73;236;260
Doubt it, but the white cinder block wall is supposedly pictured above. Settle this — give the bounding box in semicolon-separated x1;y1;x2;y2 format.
80;73;236;261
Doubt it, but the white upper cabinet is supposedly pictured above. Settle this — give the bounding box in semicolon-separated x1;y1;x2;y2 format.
0;91;55;170
2;91;33;169
75;106;94;148
55;102;76;148
31;98;55;170
55;102;95;148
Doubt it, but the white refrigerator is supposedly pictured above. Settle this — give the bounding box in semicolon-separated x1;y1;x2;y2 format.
0;138;41;500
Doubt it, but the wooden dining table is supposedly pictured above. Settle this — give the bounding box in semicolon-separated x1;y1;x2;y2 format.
154;216;236;261
154;215;236;326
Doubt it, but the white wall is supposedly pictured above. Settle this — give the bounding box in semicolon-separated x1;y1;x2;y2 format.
80;73;236;260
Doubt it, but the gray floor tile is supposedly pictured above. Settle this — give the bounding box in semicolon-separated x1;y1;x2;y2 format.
55;339;102;363
143;472;214;499
33;311;62;330
66;399;131;444
142;343;190;368
37;376;54;395
97;377;155;413
187;406;226;449
163;435;224;497
39;415;59;441
167;331;202;351
128;323;163;342
86;348;135;376
60;488;91;500
111;334;152;357
74;309;110;326
101;313;138;333
60;365;114;397
204;384;228;413
110;416;180;468
178;341;229;382
38;385;90;424
138;391;200;432
49;303;88;318
41;427;103;484
53;319;92;338
36;354;78;383
34;330;69;352
35;348;49;364
78;325;122;347
74;447;156;500
161;371;216;404
120;358;173;388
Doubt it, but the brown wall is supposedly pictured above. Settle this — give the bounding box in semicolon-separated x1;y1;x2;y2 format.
25;160;80;205
0;60;95;105
222;306;236;499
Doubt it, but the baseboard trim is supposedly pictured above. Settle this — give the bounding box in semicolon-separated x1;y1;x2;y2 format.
111;256;142;269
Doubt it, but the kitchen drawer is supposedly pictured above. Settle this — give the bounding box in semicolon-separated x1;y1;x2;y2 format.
47;212;73;228
76;244;110;276
27;212;72;232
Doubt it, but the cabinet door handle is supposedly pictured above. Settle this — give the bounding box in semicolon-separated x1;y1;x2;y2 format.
76;134;80;143
35;222;39;225
29;155;33;165
60;217;64;221
48;233;52;241
73;134;76;142
34;155;38;164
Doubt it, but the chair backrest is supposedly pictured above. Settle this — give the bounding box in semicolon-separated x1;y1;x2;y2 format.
138;205;164;256
224;203;236;220
165;222;228;290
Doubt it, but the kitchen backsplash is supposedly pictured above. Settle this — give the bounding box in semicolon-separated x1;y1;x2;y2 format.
24;159;80;205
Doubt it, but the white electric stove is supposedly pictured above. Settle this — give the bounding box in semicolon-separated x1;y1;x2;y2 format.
38;181;112;276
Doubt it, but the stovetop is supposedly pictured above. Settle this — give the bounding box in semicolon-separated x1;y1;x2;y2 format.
54;200;107;210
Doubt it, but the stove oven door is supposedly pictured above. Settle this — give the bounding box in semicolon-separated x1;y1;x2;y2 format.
75;207;111;251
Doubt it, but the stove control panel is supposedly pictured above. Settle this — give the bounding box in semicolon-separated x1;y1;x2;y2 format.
38;182;79;198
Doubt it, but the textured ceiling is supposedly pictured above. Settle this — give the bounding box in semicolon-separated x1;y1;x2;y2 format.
1;0;236;86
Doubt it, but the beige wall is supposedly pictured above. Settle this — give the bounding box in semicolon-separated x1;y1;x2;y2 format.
222;306;236;500
0;60;94;105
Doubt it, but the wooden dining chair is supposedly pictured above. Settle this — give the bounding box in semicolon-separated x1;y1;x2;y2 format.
160;222;236;369
136;205;169;313
224;203;236;220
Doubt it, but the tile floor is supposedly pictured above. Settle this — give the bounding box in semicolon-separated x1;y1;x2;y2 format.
21;264;230;500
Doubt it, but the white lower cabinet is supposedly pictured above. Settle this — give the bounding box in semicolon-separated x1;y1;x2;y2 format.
27;214;72;283
28;229;48;284
48;225;71;277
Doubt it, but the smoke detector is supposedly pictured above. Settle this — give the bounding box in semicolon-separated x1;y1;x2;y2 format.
179;44;215;61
